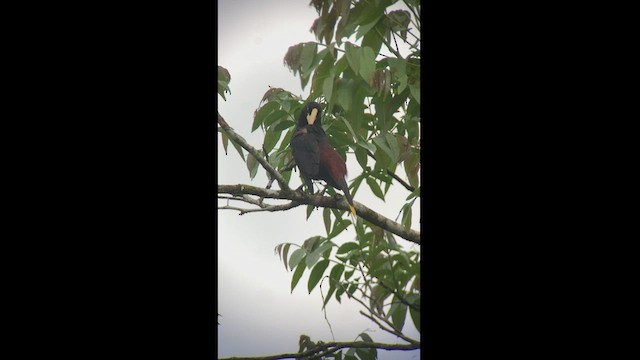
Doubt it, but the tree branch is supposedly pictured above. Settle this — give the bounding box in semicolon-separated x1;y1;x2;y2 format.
218;184;420;244
219;340;420;360
218;112;291;191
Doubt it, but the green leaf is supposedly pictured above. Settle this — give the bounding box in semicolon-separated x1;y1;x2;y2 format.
335;282;346;302
306;204;315;220
329;263;345;286
281;128;296;153
355;146;368;170
221;131;229;155
361;18;385;55
347;282;358;297
355;348;375;360
357;139;377;153
344;42;360;74
344;270;354;280
323;208;332;237
358;46;376;83
391;299;407;332
404;150;420;188
253;101;280;132
307;241;332;269
366;177;385;200
246;152;260;179
322;244;333;259
384;231;400;251
359;332;373;343
291;260;306;293
335;78;354;112
282;243;291;271
409;80;420;104
263;129;283;153
372;135;394;163
308;259;330;294
334;55;350;77
229;138;245;162
323;284;336;309
267;149;284;170
356;15;382;40
323;76;335;103
341;116;358;143
406;186;420;200
337;242;359;254
217;66;231;100
354;216;366;241
263;109;288;128
328;218;351;239
289;248;305;270
383;133;400;163
401;204;412;232
300;42;318;75
302;236;323;252
409;296;420;332
272;119;296;132
358;332;373;342
349;174;364;198
310;50;333;99
300;42;319;89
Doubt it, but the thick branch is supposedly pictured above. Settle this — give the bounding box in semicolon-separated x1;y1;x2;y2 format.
218;184;420;244
219;340;420;360
218;112;290;191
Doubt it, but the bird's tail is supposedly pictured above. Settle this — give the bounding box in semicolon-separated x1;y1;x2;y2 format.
343;187;357;218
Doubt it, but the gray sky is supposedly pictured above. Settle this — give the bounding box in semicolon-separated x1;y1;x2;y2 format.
217;1;420;359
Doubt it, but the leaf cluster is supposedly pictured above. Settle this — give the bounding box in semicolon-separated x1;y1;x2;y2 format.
275;215;420;336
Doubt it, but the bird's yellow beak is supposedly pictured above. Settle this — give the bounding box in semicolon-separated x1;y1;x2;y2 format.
306;108;318;125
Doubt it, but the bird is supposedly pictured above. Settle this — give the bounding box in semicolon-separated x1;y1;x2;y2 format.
290;102;356;218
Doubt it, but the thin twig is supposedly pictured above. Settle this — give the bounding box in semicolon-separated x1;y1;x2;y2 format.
365;150;415;192
319;278;336;341
219;201;301;215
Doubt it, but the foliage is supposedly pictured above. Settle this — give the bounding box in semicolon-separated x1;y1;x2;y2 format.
218;0;420;359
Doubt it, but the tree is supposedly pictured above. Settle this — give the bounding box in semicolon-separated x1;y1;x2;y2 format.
218;0;420;359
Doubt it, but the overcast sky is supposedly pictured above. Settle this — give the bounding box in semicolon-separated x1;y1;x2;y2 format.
217;1;420;359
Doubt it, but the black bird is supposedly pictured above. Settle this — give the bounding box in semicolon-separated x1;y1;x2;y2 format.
290;102;356;217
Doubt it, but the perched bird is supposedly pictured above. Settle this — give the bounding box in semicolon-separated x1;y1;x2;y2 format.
290;102;356;217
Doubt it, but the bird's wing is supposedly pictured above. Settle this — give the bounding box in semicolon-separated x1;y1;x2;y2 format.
319;144;356;217
291;128;320;176
319;144;348;189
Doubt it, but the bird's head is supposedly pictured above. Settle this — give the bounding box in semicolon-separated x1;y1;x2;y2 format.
298;102;323;128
